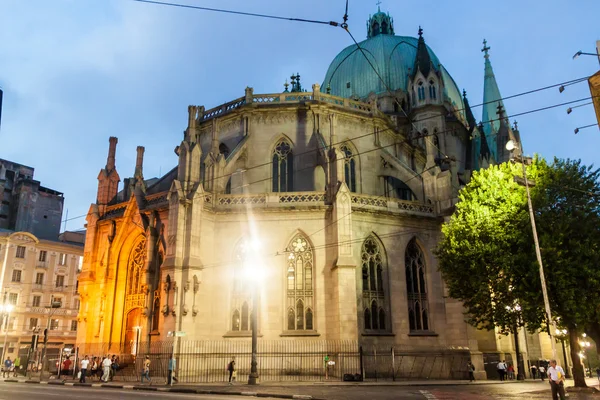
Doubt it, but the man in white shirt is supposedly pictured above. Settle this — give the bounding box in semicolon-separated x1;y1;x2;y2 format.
547;359;566;400
79;356;89;383
101;356;112;382
496;360;507;381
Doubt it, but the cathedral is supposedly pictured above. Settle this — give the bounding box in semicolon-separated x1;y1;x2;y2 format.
77;8;555;380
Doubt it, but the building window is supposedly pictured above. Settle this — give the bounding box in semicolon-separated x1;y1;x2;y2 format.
39;250;47;262
219;143;230;159
406;238;430;332
70;320;78;331
77;256;83;272
272;139;293;192
286;233;314;331
74;299;80;310
58;253;67;265
361;236;388;331
32;296;41;307
54;297;63;307
127;238;146;296
230;240;252;332
8;317;15;331
55;275;65;288
383;176;416;201
35;273;44;285
340;144;357;192
428;80;436;100
417;81;425;102
8;293;17;306
11;269;21;283
50;319;59;330
29;318;38;330
15;246;25;259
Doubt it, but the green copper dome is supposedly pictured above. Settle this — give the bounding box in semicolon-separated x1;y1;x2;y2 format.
322;11;465;117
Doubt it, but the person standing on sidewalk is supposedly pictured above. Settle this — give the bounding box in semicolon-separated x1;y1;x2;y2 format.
467;361;476;382
3;357;12;378
531;364;538;379
226;358;235;385
141;356;151;385
12;356;20;377
496;360;507;381
539;365;546;380
101;356;112;382
79;356;89;383
547;359;566;400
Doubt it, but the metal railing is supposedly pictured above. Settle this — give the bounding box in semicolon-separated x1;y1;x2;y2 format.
73;340;470;383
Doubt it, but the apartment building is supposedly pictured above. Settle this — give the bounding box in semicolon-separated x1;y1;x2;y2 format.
0;229;83;367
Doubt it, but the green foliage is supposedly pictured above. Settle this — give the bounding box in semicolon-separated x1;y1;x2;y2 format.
436;158;600;337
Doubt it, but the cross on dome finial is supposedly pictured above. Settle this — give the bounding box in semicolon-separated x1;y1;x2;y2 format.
463;89;467;98
376;0;382;11
482;39;490;59
418;26;423;38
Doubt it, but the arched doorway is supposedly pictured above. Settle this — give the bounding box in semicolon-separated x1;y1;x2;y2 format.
124;308;143;358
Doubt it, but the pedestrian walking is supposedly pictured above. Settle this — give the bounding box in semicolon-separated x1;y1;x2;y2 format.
226;357;235;385
141;356;151;384
596;366;600;385
539;365;546;380
467;361;476;382
324;354;334;380
79;356;89;383
101;356;112;382
12;356;20;377
496;360;507;381
168;355;178;385
531;364;538;379
3;357;12;378
547;359;566;400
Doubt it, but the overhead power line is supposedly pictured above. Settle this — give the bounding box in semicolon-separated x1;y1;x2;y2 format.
131;0;341;26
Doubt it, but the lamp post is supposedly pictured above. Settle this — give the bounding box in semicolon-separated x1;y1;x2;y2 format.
555;329;570;378
243;239;263;386
133;326;141;360
40;298;62;377
579;336;591;377
0;303;14;363
506;138;557;360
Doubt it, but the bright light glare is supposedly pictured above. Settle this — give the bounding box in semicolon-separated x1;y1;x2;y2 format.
506;140;515;151
243;261;266;282
0;305;14;313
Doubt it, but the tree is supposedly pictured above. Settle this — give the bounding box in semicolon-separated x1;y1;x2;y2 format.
437;158;600;387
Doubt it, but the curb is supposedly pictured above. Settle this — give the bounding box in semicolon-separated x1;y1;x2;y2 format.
0;379;324;399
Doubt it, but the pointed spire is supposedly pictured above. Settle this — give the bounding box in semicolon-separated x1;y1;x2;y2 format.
481;39;507;162
413;26;433;78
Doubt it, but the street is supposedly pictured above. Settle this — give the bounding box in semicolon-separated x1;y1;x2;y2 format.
0;380;599;400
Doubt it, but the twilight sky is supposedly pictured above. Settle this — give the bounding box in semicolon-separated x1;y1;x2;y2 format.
1;0;599;232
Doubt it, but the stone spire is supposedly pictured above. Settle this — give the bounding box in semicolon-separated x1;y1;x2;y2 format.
481;39;507;162
96;136;121;206
412;26;433;78
366;6;394;38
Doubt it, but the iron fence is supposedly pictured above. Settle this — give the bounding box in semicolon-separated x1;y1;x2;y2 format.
73;340;470;383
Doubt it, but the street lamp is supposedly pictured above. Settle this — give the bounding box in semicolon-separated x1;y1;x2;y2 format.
133;326;142;360
555;328;571;378
579;336;591;377
505;304;525;381
0;304;14;363
506;138;557;360
40;298;62;376
242;239;263;386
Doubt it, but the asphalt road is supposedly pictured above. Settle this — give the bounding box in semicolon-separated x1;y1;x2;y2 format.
0;383;279;400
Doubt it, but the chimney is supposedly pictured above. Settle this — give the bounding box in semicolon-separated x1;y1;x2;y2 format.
135;146;145;179
107;136;118;171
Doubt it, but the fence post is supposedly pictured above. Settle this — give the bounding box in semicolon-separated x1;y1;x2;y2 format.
374;346;377;382
391;347;395;381
359;345;364;381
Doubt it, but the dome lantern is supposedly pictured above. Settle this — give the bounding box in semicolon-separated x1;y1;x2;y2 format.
366;5;394;39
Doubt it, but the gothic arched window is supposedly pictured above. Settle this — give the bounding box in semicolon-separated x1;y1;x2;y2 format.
417;81;425;102
383;176;416;201
286;233;314;331
372;22;380;36
406;238;430;332
127;238;146;296
219;143;230;159
361;236;388;331
340;144;357;192
428;80;436;100
381;21;388;34
230;239;253;332
272;140;294;192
